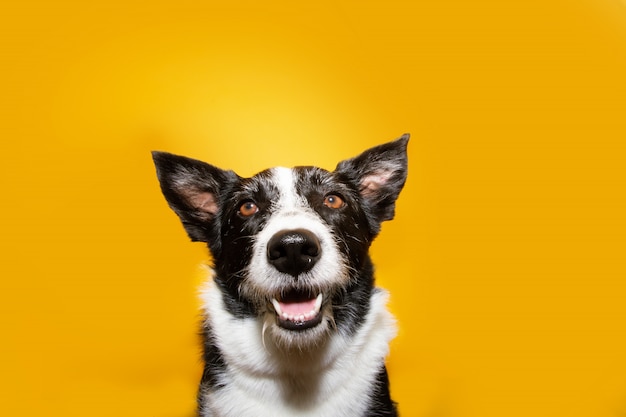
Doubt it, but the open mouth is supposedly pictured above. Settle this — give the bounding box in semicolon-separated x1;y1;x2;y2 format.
271;290;323;331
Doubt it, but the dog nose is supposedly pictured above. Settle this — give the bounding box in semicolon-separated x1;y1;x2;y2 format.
267;229;321;277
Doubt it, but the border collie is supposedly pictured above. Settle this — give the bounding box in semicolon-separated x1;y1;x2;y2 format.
152;134;409;417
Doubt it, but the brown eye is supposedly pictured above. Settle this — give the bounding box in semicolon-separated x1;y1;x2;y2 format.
323;194;345;209
239;201;259;217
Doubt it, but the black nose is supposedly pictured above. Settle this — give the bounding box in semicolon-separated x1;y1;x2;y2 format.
267;229;321;277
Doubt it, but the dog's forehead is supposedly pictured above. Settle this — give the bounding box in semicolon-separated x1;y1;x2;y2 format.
246;166;333;188
240;166;335;206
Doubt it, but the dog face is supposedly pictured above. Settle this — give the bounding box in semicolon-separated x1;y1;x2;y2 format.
153;135;409;350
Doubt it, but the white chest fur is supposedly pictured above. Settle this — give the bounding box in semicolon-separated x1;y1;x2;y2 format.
200;280;397;417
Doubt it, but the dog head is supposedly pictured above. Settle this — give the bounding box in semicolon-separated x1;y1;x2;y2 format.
153;135;409;350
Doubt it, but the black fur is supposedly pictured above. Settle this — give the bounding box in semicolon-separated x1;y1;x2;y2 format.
365;366;398;417
153;134;409;416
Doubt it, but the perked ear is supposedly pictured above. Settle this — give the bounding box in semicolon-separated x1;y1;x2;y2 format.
335;134;409;225
152;151;239;242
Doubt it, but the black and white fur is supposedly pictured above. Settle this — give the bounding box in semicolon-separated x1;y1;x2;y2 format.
152;134;409;417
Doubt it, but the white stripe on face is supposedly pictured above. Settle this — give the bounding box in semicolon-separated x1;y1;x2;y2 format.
271;167;301;211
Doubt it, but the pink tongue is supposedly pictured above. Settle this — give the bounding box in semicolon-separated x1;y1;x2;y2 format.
279;298;316;315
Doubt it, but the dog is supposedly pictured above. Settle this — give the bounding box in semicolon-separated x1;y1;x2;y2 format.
152;134;409;417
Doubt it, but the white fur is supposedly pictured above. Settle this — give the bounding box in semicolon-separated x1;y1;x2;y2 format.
200;277;397;417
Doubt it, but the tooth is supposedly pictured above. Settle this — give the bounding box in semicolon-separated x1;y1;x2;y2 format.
282;312;289;320
271;299;282;315
299;315;305;321
315;294;323;312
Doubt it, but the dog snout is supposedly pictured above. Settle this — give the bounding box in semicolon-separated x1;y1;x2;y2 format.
267;229;321;277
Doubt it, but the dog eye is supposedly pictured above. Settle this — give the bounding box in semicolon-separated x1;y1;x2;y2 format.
239;201;259;217
323;194;345;209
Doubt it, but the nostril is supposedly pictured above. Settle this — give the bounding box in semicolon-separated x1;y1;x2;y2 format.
266;229;321;277
268;244;286;261
302;240;320;257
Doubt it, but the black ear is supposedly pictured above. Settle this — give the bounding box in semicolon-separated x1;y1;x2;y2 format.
152;151;239;242
335;134;409;225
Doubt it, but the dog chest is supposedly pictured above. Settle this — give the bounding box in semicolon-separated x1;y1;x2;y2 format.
200;283;397;417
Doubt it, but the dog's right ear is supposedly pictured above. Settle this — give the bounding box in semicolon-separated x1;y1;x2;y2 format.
152;151;239;242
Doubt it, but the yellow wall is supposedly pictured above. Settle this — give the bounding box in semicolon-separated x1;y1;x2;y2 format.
2;1;626;416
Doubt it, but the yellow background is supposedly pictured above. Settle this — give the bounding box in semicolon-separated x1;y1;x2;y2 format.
2;1;626;416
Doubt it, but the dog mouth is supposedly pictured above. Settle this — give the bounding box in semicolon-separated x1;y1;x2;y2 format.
270;290;324;331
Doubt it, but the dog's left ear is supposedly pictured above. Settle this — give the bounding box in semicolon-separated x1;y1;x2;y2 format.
335;134;409;224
